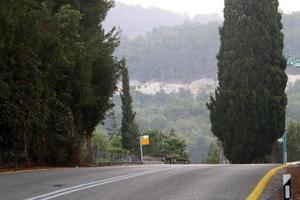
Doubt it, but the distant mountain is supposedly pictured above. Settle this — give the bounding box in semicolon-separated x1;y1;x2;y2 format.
103;2;222;38
282;11;300;57
114;11;300;82
191;13;222;24
115;21;221;82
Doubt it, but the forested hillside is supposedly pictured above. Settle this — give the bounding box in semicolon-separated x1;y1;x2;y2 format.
102;8;300;163
113;11;300;82
116;21;221;82
106;89;212;163
103;2;221;38
103;3;187;38
287;81;300;121
282;12;300;56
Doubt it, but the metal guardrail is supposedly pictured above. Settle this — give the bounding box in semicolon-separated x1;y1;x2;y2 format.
92;146;139;164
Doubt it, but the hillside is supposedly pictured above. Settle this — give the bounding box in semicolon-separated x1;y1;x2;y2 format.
115;21;221;82
103;3;188;38
103;8;300;163
103;2;222;38
114;11;300;82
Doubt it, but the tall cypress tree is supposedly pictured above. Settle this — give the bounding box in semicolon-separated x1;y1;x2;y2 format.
53;0;120;162
207;0;287;163
120;59;138;151
0;0;120;165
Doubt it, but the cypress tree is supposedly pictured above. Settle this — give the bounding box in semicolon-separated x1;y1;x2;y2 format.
120;59;138;151
54;0;120;162
207;0;287;163
0;0;120;165
106;110;120;140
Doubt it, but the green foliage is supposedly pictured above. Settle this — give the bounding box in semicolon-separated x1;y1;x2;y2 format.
113;9;300;83
142;130;166;155
106;110;120;139
202;142;220;164
0;0;120;166
162;133;189;161
92;131;109;151
120;60;138;151
287;81;300;121
140;129;189;161
106;147;126;154
116;21;221;82
207;0;287;163
287;120;300;161
110;135;123;148
110;88;211;163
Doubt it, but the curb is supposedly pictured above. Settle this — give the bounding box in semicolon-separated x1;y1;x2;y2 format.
0;168;49;175
247;164;288;200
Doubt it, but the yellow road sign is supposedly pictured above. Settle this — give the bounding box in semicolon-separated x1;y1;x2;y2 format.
140;135;150;145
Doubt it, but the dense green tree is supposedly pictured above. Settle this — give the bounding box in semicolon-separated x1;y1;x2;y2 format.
92;131;109;151
162;135;189;161
106;110;120;139
0;0;120;166
207;0;287;163
0;1;84;165
50;0;119;162
137;129;189;161
287;120;300;161
48;0;120;163
120;59;138;151
202;142;220;164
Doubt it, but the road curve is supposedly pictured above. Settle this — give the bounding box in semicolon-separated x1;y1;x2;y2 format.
0;164;278;200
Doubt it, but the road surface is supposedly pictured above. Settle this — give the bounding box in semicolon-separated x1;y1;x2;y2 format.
0;164;278;200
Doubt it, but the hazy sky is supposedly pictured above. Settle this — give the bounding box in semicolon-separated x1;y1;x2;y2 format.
117;0;300;16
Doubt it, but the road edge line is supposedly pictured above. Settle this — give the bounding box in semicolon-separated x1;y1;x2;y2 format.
0;168;50;175
246;164;288;200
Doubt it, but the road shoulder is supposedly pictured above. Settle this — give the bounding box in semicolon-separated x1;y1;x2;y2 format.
247;165;287;200
260;165;300;200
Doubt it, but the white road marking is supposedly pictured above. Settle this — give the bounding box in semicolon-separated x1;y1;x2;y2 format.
26;167;180;200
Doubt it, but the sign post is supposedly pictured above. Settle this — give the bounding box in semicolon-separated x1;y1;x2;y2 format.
278;132;288;164
139;135;150;163
283;174;292;200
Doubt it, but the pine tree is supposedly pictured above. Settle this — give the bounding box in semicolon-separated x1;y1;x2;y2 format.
106;110;120;140
207;0;287;163
120;59;138;151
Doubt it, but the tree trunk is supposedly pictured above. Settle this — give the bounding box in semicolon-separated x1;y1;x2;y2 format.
270;143;278;163
86;135;92;164
22;129;29;166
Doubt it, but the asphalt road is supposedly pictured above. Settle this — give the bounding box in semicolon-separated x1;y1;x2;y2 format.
0;164;278;200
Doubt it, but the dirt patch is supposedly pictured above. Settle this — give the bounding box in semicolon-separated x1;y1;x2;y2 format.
275;166;300;200
285;166;300;199
260;165;300;200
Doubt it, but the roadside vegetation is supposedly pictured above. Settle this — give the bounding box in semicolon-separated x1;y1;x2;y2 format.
287;120;300;162
0;0;120;167
207;0;287;163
